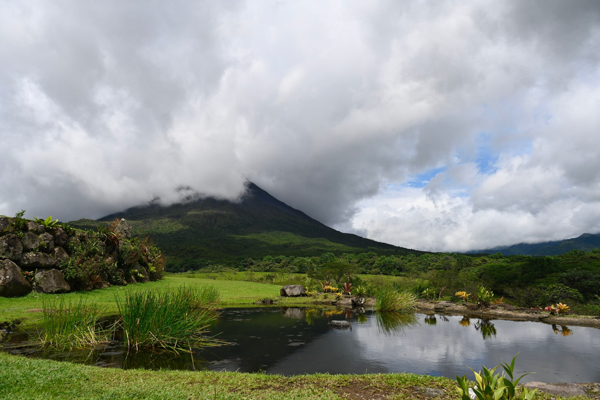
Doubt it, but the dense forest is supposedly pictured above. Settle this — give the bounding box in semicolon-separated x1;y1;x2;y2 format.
169;249;600;312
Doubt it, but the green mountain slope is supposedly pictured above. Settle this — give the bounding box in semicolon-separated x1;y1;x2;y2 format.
71;183;419;266
468;233;600;256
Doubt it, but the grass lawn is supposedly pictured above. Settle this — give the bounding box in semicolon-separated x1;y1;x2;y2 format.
0;274;322;325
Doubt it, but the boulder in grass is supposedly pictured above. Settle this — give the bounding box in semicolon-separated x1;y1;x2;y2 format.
0;259;31;297
280;284;306;297
35;269;71;294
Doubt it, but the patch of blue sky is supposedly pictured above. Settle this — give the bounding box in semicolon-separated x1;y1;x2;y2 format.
403;166;447;188
475;132;499;175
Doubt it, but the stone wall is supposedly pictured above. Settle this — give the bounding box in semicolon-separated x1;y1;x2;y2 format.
0;216;164;297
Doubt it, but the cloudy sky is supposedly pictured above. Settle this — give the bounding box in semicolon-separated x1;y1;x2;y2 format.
1;0;600;252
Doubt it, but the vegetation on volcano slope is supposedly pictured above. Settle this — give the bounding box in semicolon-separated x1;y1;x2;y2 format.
69;183;420;267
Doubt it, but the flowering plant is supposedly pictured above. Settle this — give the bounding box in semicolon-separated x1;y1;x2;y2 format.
455;291;471;302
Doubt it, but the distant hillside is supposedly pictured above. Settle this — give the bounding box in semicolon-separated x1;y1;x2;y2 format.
70;182;419;266
468;233;600;256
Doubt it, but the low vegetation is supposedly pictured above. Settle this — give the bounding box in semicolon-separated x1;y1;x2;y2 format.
117;286;221;352
39;297;109;349
456;354;537;400
375;289;416;312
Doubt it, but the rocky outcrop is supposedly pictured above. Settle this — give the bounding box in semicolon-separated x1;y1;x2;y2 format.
0;260;31;297
35;269;70;294
0;215;165;297
280;285;306;297
0;234;23;261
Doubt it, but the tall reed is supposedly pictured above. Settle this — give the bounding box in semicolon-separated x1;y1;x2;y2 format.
116;286;221;352
40;297;109;349
375;289;416;312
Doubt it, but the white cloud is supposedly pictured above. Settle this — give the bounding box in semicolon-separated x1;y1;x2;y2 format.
1;0;599;250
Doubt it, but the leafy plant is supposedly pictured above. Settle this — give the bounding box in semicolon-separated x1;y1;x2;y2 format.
476;286;495;308
34;216;59;228
12;210;27;237
456;354;537;400
353;285;367;297
116;286;222;352
421;287;437;300
342;282;353;295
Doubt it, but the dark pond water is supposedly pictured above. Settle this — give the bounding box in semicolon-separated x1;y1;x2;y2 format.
2;307;599;382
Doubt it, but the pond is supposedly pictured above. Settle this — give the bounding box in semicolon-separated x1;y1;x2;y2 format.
2;307;599;383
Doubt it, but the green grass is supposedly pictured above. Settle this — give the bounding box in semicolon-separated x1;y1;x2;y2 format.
40;297;109;349
0;274;285;325
117;286;221;351
0;352;582;399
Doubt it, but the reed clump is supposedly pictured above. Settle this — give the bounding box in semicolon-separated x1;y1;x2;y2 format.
40;297;110;349
116;286;221;352
375;289;416;312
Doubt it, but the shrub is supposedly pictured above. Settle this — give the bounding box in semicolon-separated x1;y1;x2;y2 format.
62;239;119;290
116;286;221;352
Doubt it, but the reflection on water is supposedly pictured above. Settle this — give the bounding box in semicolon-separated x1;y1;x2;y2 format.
376;312;418;335
2;308;600;383
474;319;497;340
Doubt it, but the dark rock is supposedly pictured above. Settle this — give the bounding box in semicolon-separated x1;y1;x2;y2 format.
0;234;24;261
35;269;71;294
26;221;44;234
329;320;351;329
260;299;274;305
352;297;366;307
524;382;588;397
20;232;40;251
0;259;31;297
280;284;306;297
114;219;132;239
0;216;9;232
53;247;69;267
39;232;55;253
21;252;55;268
53;227;68;247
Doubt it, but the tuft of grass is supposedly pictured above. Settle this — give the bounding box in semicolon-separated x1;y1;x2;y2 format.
116;286;221;352
40;297;109;349
376;289;416;312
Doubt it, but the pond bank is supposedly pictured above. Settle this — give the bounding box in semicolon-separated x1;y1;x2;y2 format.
416;299;600;327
